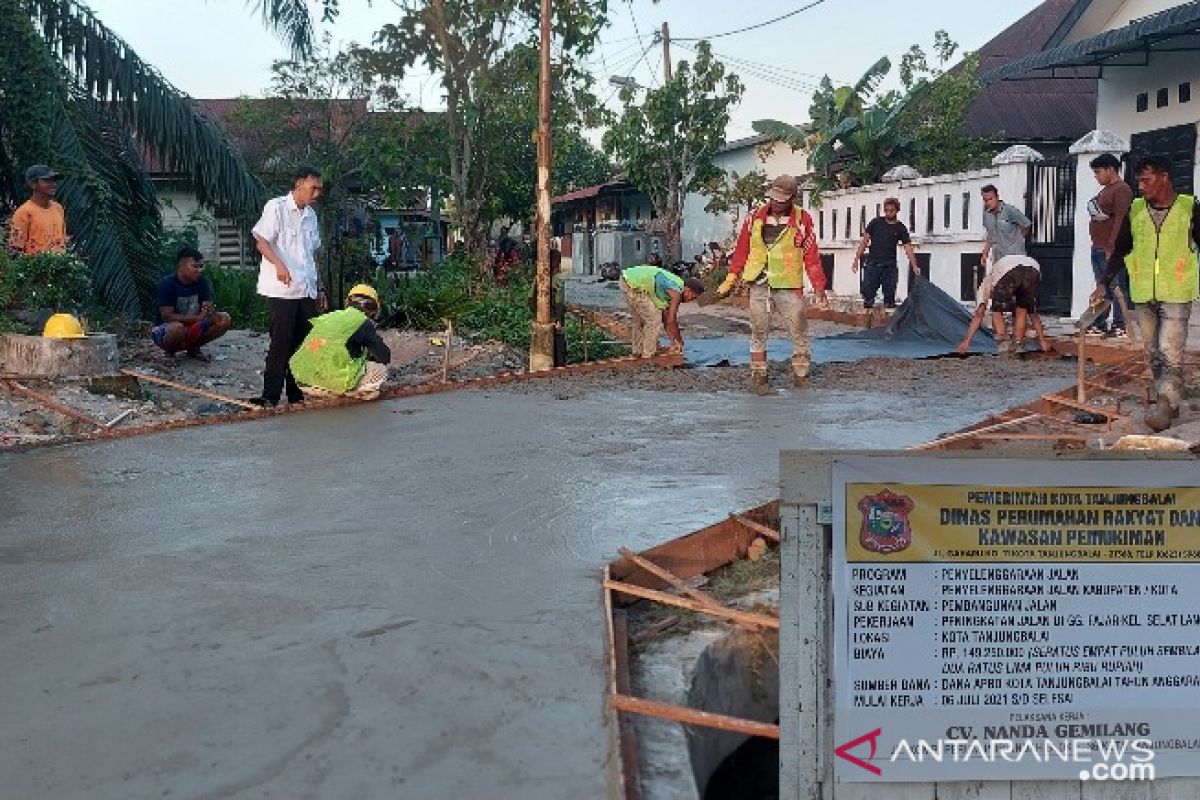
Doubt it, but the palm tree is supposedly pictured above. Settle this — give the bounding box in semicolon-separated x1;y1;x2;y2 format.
0;0;325;314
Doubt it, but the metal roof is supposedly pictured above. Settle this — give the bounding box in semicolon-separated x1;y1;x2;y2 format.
984;2;1200;81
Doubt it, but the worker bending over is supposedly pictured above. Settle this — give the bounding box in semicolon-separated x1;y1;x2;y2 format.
620;258;704;358
956;254;1050;355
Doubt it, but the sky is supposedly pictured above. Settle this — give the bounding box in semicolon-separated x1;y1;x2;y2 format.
85;0;1045;139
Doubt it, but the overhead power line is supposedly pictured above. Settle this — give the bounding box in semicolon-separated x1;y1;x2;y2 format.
674;0;827;42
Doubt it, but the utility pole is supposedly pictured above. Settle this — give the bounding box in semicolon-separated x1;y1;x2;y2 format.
529;0;554;372
661;22;672;81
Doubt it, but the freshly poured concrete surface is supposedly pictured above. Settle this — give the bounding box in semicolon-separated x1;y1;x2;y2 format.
0;382;1066;799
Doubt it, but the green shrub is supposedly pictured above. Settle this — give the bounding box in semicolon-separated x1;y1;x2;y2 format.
206;266;268;331
0;248;92;311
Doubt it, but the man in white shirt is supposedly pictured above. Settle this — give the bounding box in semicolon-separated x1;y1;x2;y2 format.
251;166;328;406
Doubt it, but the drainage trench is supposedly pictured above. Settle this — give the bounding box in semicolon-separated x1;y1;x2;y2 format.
685;629;780;799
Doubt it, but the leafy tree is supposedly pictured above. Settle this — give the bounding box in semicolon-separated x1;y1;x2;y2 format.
465;42;611;231
896;33;996;175
701;168;768;240
602;41;744;260
357;0;612;280
0;1;268;314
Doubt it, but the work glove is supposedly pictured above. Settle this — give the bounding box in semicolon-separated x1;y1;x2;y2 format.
717;272;739;296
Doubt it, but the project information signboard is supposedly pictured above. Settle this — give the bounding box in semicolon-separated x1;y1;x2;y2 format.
832;456;1200;783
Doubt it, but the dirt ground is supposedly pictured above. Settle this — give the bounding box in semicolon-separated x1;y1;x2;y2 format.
0;327;525;445
0;299;1179;449
495;352;1080;397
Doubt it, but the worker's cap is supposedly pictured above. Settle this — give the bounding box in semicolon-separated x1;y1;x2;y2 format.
25;164;63;182
766;174;798;202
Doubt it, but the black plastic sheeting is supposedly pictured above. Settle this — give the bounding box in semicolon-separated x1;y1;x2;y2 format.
684;277;995;367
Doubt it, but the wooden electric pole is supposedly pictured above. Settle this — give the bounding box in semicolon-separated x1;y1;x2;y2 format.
530;0;554;372
661;22;672;81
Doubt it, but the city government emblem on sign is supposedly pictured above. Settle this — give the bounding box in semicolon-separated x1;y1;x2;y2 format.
857;490;914;554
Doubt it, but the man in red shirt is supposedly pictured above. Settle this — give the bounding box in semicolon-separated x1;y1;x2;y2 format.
718;174;826;394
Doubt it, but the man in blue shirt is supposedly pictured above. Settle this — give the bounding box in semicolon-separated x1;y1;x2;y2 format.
149;247;232;361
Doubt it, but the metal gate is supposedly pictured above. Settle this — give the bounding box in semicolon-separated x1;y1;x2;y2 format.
1127;123;1197;194
1025;158;1075;316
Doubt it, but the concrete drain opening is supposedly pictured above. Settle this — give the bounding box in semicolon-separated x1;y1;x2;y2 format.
685;629;780;799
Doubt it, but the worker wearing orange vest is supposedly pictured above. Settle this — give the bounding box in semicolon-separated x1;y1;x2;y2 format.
718;174;827;394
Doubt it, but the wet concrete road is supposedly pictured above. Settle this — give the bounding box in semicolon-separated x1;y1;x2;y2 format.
0;383;1064;799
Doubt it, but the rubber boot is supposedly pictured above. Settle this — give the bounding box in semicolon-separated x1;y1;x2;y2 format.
749;370;773;396
792;372;810;390
1144;402;1178;433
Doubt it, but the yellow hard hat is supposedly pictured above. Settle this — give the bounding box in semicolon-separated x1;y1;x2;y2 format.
347;283;379;306
43;313;87;339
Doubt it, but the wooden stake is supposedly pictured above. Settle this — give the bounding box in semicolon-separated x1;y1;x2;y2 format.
5;380;103;429
603;579;779;629
730;514;781;543
1077;329;1087;403
611;694;780;739
618;546;722;608
441;319;454;382
119;369;259;411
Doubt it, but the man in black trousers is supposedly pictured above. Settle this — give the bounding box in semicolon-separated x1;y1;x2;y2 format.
251;166;328;406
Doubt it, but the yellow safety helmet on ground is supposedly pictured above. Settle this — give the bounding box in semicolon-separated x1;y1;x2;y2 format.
43;313;87;339
346;283;381;318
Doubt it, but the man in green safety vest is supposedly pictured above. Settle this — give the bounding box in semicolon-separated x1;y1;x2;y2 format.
1094;154;1200;431
619;254;705;358
289;283;392;399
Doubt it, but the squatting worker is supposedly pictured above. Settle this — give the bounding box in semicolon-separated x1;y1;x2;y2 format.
717;174;826;394
252;165;326;407
7;164;68;255
149;247;232;361
619;260;704;358
956;254;1050;356
290;284;391;399
980;184;1031;266
852;197;919;309
1094;154;1200;432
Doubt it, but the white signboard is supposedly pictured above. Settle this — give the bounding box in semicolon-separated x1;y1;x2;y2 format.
832;456;1200;782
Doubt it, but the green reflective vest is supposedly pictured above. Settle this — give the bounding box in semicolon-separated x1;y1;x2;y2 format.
1125;194;1199;304
621;265;683;310
289;308;369;393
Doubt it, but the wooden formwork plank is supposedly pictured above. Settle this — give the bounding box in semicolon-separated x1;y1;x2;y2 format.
610;608;644;800
5;380;103;429
607;502;779;606
119;369;260;410
730;514;781;543
610;694;780;739
617;547;721;608
603;579;779;628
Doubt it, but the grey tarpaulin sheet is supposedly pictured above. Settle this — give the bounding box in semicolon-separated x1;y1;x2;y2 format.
685;277;996;366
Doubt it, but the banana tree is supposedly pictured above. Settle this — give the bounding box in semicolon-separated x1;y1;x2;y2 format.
753;57;927;192
0;0;281;315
